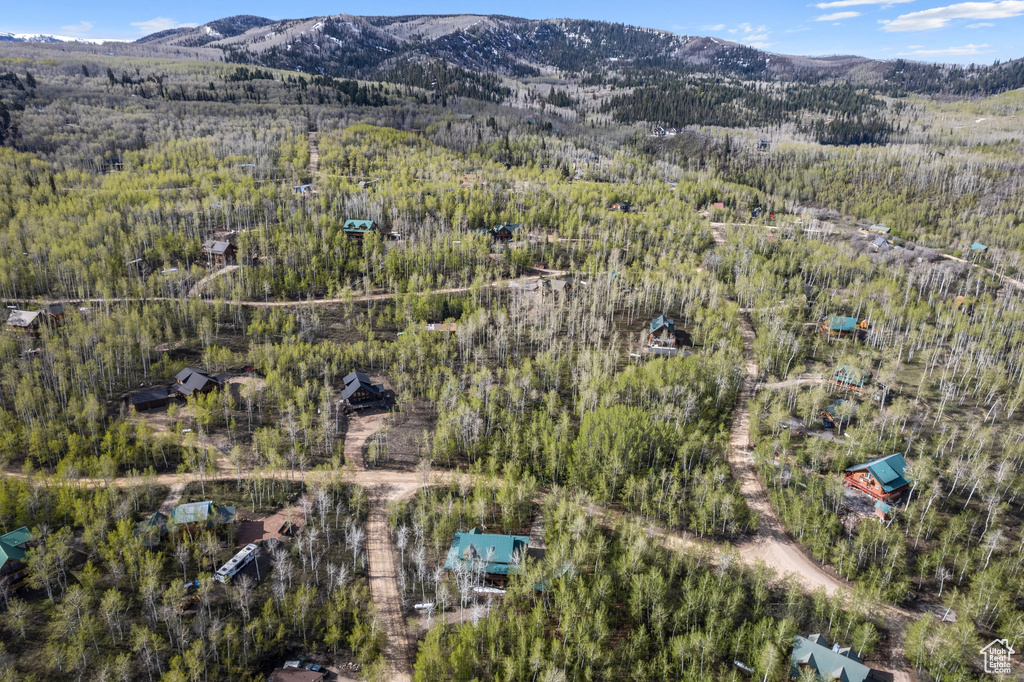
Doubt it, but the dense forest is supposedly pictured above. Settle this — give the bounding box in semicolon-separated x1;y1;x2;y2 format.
0;29;1023;682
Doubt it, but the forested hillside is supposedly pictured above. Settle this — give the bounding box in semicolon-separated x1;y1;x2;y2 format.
0;26;1022;682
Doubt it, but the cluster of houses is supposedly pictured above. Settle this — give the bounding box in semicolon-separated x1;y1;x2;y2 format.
339;371;395;413
127;367;226;411
5;304;65;336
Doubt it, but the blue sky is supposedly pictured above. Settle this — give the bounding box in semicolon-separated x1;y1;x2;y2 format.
5;0;1024;63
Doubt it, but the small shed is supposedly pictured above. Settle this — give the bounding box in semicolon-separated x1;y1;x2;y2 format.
830;365;871;392
134;511;169;547
6;310;41;335
202;240;237;265
844;453;908;502
444;528;529;585
611;200;630;212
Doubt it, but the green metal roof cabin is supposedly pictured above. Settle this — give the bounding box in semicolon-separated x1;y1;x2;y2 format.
343;219;380;238
790;634;875;682
868;224;890;234
970;242;988;253
845;453;909;502
830;365;871;392
493;223;523;241
0;526;33;588
170;501;236;534
444;528;529;584
824;316;859;334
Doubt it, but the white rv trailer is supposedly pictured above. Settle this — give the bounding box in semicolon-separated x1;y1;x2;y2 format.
215;543;259;583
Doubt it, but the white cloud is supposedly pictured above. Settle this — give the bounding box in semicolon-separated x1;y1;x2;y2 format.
743;33;771;41
967;20;997;24
816;11;862;19
897;42;992;54
882;0;1024;31
701;23;727;31
130;17;197;34
816;0;914;6
60;21;93;34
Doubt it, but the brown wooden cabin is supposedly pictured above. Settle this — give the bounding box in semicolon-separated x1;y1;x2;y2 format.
844;454;909;503
202;240;237;265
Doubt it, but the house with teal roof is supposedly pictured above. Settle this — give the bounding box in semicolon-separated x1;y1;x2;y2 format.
820;315;867;338
844;453;909;502
0;526;33;589
790;634;876;682
649;315;676;348
970;242;988;254
444;528;529;585
493;223;523;241
343;219;380;239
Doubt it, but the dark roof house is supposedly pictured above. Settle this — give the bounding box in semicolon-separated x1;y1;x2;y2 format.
202;240;237;263
493;223;523;241
790;634;875;682
172;368;224;398
339;371;393;411
444;528;529;584
844;454;909;502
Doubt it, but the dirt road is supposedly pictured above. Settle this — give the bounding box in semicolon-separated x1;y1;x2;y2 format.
343;411;416;681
